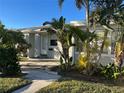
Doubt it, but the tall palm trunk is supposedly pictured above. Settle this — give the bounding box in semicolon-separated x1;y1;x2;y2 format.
86;0;89;29
114;27;124;68
85;0;90;59
120;27;124;50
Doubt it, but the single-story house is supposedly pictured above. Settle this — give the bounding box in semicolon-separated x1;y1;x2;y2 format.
20;21;118;60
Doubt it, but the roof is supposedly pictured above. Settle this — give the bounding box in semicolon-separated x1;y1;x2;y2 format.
70;21;86;26
20;26;50;34
19;21;118;34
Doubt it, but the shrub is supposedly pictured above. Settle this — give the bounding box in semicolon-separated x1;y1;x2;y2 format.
99;63;122;80
75;54;98;75
58;57;73;75
75;54;123;80
0;47;21;76
76;54;88;70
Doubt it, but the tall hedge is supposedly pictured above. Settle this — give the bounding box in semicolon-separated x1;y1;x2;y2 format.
0;47;21;76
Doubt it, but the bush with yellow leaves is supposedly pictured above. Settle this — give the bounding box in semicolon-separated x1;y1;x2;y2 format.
76;53;87;70
75;53;96;75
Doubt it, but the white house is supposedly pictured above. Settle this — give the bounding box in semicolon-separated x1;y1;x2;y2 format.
20;21;117;60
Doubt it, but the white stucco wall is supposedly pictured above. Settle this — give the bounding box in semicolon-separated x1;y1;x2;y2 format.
47;34;60;59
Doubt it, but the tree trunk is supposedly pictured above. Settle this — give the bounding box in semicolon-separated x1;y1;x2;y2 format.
85;0;90;59
120;27;124;50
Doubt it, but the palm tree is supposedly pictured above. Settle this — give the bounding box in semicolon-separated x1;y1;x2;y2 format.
43;16;74;71
59;0;90;25
58;0;123;40
58;0;124;63
59;0;92;61
91;0;124;63
58;0;115;59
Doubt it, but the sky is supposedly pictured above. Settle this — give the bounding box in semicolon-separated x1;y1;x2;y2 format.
0;0;85;29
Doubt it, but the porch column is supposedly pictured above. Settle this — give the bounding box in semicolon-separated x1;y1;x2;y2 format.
34;34;41;57
40;33;48;55
45;34;48;55
29;33;35;58
38;34;41;57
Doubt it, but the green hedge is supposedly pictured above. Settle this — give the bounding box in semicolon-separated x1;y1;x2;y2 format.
0;47;21;76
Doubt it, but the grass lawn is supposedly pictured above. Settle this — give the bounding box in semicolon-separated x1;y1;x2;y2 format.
0;77;31;93
37;77;124;93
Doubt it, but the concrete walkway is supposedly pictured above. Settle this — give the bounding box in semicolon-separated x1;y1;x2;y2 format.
12;69;61;93
13;54;114;93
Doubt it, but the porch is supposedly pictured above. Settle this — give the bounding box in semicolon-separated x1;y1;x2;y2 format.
21;28;59;59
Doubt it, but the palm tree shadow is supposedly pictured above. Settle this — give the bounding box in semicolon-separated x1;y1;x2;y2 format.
60;71;124;87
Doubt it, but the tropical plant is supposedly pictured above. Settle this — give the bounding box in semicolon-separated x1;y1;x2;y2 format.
59;0;92;61
99;63;123;80
43;16;95;72
76;53;98;75
57;1;124;79
58;1;100;70
113;4;124;64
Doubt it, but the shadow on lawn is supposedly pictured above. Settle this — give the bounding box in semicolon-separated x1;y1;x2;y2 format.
58;70;124;87
47;65;124;87
0;72;28;78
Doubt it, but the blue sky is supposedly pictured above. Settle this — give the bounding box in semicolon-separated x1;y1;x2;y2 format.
0;0;85;29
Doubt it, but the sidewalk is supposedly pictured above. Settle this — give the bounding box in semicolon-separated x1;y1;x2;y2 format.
12;69;61;93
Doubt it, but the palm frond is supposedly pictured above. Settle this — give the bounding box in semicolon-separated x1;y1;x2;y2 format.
66;25;96;43
43;21;51;26
58;0;64;9
75;0;84;9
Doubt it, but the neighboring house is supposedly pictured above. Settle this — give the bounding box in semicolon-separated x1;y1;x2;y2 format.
20;21;118;59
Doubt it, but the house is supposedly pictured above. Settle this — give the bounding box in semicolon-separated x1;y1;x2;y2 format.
20;21;118;60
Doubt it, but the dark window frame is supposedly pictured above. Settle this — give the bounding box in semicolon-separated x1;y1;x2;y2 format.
50;40;57;46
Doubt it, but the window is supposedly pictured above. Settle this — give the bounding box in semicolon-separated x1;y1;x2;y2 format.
50;40;57;46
